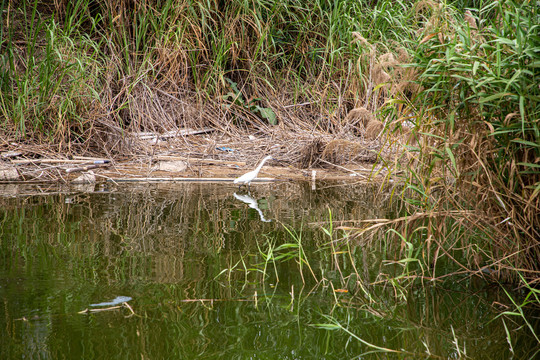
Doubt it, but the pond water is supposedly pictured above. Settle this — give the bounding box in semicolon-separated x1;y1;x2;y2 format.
0;182;538;359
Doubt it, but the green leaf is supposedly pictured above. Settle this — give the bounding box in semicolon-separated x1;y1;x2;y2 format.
473;61;480;75
311;323;341;330
225;78;239;93
511;139;540;147
446;146;459;176
257;107;277;125
479;92;513;103
517;163;540;169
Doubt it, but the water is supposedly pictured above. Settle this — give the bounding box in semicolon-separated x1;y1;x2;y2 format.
0;182;538;359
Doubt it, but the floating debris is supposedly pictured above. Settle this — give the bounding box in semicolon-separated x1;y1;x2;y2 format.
90;296;132;307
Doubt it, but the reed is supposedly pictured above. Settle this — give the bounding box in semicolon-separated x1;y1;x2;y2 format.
389;0;539;279
1;0;420;154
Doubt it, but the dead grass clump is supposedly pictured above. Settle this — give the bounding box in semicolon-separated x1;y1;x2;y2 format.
464;10;477;29
365;120;384;140
298;138;325;169
371;63;392;87
321;139;377;165
344;107;374;128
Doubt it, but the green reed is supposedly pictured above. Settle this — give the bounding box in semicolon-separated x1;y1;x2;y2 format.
398;0;539;276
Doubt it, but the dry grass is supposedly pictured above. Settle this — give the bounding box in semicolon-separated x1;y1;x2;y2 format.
321;139;378;165
1;0;425;181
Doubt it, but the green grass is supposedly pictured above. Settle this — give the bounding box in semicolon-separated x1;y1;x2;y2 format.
1;0;419;146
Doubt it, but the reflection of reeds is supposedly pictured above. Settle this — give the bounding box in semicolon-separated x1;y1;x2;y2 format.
0;182;396;283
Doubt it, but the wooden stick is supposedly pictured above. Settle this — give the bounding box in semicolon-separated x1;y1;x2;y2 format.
12;159;111;165
136;128;214;140
107;177;277;183
12;159;88;164
72;156;111;161
154;155;246;166
66;164;111;173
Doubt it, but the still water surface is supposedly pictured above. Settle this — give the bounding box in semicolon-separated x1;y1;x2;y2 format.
0;182;537;359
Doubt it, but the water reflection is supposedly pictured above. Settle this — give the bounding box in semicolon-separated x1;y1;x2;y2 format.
233;192;272;222
0;182;537;359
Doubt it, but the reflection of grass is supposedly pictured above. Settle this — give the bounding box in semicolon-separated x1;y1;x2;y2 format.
313;314;423;358
222;207;540;358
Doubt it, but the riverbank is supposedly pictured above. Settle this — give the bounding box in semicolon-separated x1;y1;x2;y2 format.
1;129;392;184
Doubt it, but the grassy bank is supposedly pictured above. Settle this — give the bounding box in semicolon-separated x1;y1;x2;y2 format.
1;0;373;153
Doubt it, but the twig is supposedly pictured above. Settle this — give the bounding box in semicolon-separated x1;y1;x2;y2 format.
66;164;110;173
318;159;369;179
135;128;214;140
12;159;109;165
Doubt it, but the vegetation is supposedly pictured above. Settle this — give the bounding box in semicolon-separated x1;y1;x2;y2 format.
1;0;539;356
395;0;540;281
0;0;368;152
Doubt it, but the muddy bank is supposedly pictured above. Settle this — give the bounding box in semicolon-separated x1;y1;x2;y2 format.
1;130;393;184
1;154;384;185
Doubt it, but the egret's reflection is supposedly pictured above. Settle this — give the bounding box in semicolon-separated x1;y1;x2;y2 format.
233;192;272;222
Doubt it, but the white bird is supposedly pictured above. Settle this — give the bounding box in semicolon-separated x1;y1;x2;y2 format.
233;155;273;189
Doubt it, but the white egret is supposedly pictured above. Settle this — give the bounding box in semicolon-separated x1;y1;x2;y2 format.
233;155;272;189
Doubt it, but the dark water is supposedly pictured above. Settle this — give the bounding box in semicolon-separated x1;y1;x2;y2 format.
0;182;538;359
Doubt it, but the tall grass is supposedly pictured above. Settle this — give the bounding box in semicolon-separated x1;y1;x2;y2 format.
360;0;540;347
0;0;103;146
2;0;380;151
389;0;540;279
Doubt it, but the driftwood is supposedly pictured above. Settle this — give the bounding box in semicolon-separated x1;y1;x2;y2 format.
66;163;110;174
107;177;276;183
12;159;111;165
135;128;214;140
